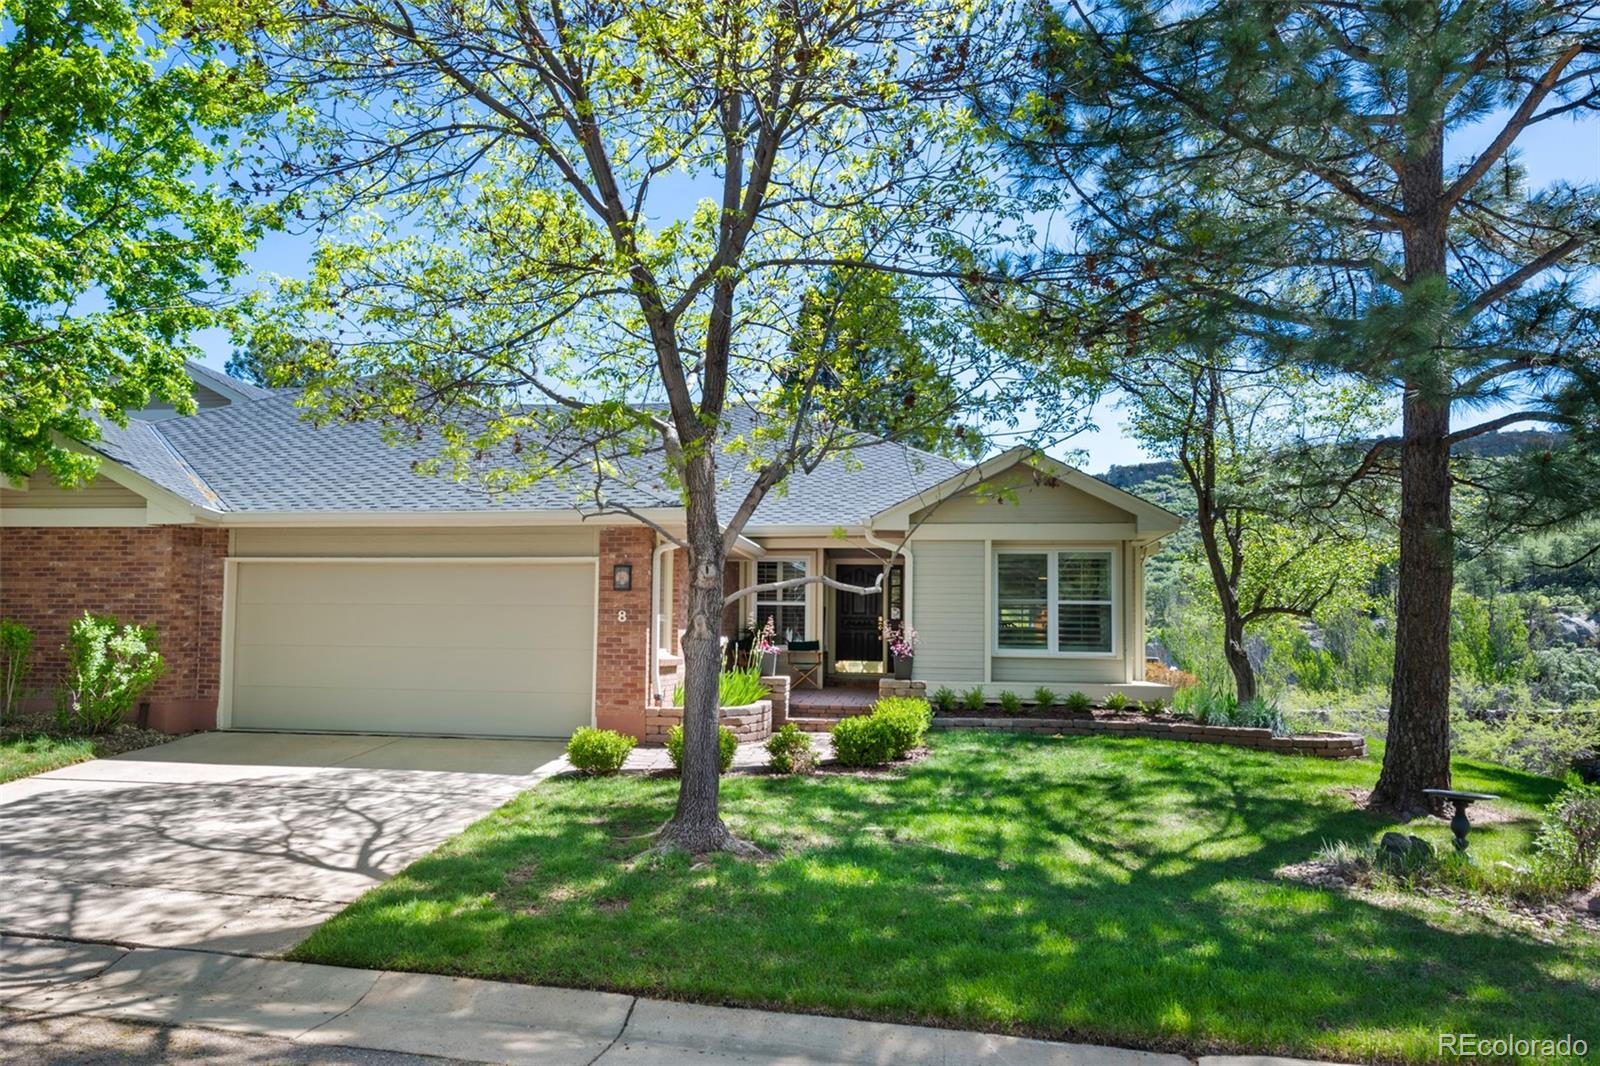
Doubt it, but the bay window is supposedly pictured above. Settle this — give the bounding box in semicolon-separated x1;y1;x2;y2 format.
754;558;809;642
994;549;1116;655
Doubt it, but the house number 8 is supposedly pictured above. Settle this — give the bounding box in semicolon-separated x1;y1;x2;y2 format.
616;609;628;623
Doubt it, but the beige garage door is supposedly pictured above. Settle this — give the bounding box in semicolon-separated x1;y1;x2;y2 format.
228;560;595;737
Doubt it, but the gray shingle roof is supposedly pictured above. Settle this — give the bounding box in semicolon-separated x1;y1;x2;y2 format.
106;383;965;526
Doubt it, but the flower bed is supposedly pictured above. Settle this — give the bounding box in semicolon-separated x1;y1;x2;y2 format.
931;712;1365;758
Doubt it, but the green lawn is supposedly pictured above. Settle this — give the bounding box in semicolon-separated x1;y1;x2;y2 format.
0;733;97;783
292;733;1598;1063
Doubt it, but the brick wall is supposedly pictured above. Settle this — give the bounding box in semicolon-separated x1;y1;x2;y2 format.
595;525;655;738
0;525;228;732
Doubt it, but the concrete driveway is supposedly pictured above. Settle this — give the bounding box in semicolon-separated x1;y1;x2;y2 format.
0;732;566;955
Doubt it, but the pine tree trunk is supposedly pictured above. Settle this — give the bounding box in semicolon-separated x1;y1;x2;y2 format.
1372;390;1454;813
655;453;754;854
1372;86;1454;814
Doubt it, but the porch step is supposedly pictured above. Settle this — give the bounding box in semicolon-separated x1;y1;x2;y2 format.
787;716;844;733
787;703;874;719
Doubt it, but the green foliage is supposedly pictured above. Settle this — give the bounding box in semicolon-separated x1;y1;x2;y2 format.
0;619;33;722
930;686;958;714
1062;691;1093;713
0;0;282;483
1451;593;1533;686
1103;692;1130;712
829;715;899;768
1536;785;1600;888
1532;646;1600;706
566;728;636;775
765;724;816;775
960;687;987;712
667;724;737;774
1180;687;1288;736
1032;687;1057;711
997;690;1023;714
871;697;933;758
1141;698;1165;717
53;613;164;735
671;666;769;708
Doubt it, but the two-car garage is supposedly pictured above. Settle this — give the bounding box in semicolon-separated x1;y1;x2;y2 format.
223;557;597;738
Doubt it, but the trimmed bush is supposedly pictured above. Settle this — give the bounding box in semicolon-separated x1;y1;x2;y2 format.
566;727;637;775
1103;691;1130;711
0;619;33;723
872;696;932;757
667;722;738;773
930;686;958;714
54;612;164;735
765;723;816;774
1032;687;1057;711
960;686;986;712
1062;690;1093;714
831;714;898;767
998;690;1023;714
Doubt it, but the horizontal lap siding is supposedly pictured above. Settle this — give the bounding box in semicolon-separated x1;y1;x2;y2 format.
910;540;985;685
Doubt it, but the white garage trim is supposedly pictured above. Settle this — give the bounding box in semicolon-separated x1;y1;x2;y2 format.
219;556;599;736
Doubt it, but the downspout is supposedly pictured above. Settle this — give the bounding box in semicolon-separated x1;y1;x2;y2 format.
650;539;676;704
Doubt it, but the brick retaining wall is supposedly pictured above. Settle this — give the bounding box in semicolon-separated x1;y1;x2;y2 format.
645;699;773;744
931;716;1365;758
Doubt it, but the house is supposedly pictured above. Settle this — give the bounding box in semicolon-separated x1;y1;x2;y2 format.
0;364;1182;739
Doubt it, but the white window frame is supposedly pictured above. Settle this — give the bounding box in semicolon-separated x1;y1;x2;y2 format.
991;547;1119;659
753;556;812;642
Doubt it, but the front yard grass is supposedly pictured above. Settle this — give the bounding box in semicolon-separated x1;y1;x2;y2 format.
291;733;1598;1064
0;717;177;783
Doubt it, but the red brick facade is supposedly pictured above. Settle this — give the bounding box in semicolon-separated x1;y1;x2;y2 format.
595;525;654;737
0;525;227;732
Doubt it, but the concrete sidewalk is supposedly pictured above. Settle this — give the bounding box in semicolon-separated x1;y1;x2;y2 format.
0;933;1211;1066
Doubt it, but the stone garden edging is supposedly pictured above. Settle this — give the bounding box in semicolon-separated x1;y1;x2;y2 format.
645;699;773;744
931;715;1366;759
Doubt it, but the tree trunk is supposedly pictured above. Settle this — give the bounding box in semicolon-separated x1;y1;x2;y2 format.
1372;87;1454;814
1372;390;1454;813
1223;615;1257;704
655;452;754;854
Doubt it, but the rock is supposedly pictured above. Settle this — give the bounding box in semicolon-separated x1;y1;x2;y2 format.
1586;893;1600;916
1554;611;1600;646
1379;832;1434;866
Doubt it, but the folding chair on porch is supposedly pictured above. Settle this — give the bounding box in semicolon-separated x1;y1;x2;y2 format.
787;640;823;690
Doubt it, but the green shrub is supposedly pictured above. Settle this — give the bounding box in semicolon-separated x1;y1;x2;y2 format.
54;613;164;735
1032;687;1056;711
1103;691;1130;711
960;686;986;712
765;723;816;774
998;690;1023;714
1536;785;1600;888
0;619;33;723
930;686;958;714
1232;696;1289;736
667;723;738;773
671;665;770;707
831;714;898;767
1062;690;1092;713
565;727;636;774
1141;698;1165;716
872;697;932;757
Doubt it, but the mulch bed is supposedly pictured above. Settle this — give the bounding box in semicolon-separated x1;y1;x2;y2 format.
0;711;181;759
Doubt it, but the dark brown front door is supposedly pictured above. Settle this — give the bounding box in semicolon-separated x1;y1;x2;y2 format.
834;564;887;662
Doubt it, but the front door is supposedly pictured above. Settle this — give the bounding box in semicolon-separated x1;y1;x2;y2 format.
834;564;890;663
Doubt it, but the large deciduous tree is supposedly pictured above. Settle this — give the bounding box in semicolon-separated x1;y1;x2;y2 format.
1120;349;1394;702
0;0;280;484
250;0;1051;853
995;0;1600;813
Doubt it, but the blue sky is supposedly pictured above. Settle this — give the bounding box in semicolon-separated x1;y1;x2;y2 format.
189;108;1598;477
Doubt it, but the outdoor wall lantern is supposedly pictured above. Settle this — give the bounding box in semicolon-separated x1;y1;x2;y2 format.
613;563;633;591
